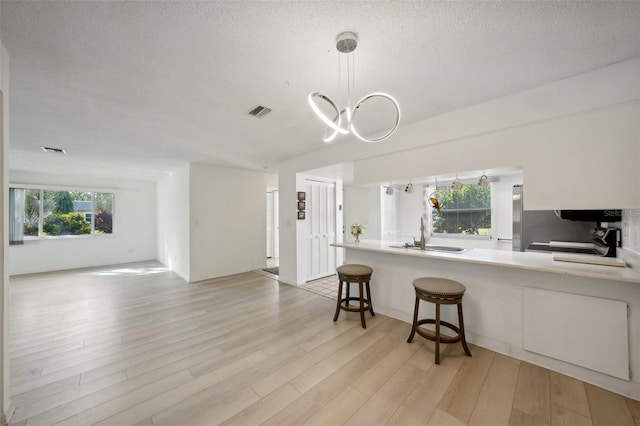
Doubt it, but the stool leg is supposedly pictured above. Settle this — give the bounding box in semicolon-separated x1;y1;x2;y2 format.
457;303;472;357
435;302;441;365
407;296;420;343
358;282;366;328
346;283;350;307
366;281;375;316
333;280;343;322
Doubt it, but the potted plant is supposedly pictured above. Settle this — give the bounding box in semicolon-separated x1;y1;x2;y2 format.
351;223;365;243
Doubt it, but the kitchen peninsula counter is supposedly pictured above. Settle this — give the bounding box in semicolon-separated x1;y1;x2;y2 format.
331;240;640;401
331;240;640;284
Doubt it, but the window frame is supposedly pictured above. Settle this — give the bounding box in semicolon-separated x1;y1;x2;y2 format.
428;181;493;239
10;184;115;241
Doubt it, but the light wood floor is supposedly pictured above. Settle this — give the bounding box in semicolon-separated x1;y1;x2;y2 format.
8;262;640;426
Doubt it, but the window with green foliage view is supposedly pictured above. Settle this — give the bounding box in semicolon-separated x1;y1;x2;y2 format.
431;185;491;236
10;188;114;242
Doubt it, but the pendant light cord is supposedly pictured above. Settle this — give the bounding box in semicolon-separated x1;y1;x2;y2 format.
347;50;351;110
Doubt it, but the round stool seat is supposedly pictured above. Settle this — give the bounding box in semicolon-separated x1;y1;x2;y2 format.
337;264;373;278
333;264;375;328
413;277;466;297
407;277;472;364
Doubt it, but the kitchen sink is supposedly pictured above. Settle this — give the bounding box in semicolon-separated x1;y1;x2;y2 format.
388;244;470;253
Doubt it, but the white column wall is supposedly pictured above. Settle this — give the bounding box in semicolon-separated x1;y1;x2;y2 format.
188;163;277;282
277;166;298;285
8;172;157;276
157;164;190;281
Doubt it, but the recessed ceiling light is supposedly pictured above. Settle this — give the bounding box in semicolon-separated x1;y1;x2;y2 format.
40;146;67;154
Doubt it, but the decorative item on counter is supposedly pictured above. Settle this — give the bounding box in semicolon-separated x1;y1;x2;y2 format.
351;223;365;243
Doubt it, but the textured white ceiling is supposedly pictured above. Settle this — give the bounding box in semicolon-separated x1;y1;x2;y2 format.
2;1;640;180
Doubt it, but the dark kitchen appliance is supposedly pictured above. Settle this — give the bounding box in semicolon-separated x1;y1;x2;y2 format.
591;227;621;257
526;228;621;257
513;185;622;257
558;210;622;222
512;185;592;252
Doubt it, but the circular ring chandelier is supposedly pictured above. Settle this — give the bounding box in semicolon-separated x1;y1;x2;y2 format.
308;31;401;143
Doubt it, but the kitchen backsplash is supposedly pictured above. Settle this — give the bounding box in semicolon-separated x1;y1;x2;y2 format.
621;209;640;252
620;209;640;271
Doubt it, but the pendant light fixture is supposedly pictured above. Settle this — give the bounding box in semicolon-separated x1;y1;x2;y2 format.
451;175;463;191
308;31;401;143
404;182;414;194
478;173;490;188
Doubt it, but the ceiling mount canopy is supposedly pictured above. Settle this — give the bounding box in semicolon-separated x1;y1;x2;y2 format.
336;31;358;54
308;31;401;143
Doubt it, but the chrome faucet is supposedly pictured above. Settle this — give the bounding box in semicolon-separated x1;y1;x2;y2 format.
419;217;426;250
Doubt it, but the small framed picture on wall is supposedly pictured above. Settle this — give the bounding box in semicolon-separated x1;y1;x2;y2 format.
297;210;305;220
297;201;306;210
297;191;306;201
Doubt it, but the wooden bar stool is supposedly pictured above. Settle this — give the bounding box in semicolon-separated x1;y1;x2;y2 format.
407;277;472;364
333;264;375;328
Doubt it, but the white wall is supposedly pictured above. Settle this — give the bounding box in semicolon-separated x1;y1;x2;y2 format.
188;163;277;282
0;35;9;421
8;172;157;275
157;164;190;281
356;103;638;210
381;188;399;241
344;186;383;243
397;187;423;241
279;58;640;284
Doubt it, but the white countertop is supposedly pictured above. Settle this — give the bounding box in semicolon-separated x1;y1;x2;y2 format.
331;240;640;284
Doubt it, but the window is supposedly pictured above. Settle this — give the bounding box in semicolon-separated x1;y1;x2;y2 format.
431;184;491;236
9;188;114;243
23;189;41;237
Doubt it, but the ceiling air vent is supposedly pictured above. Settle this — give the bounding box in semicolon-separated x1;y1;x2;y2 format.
247;105;272;118
40;146;67;154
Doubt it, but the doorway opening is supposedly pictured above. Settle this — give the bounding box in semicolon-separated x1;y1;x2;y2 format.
265;189;279;276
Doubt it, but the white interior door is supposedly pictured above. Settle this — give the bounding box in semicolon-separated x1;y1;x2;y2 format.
266;192;273;258
273;190;279;258
266;190;280;259
305;179;336;281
